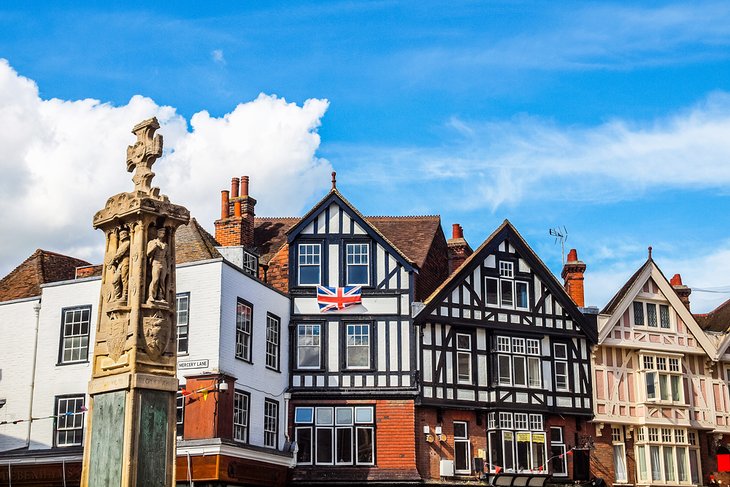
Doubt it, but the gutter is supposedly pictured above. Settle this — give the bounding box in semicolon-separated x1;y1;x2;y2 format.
26;300;42;448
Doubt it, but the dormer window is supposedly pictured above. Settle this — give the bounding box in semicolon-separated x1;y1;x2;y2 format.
346;243;369;285
499;261;514;278
242;251;258;277
486;260;529;310
298;243;321;286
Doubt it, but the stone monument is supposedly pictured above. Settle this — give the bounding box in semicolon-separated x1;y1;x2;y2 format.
80;118;189;486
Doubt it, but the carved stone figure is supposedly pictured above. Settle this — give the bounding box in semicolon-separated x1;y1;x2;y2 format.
146;227;169;304
108;228;131;302
126;118;163;194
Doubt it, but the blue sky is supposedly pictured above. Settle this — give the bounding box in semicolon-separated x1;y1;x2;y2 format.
1;1;730;312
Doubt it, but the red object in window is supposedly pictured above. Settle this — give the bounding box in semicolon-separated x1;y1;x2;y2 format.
717;454;730;472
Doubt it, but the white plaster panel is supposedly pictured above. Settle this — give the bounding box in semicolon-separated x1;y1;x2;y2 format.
400;321;410;371
328;321;339;372
377;321;387;371
293;296;398;315
328;244;339;285
328;203;340;233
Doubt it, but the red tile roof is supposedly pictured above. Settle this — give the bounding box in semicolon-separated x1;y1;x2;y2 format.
0;249;91;301
695;298;730;333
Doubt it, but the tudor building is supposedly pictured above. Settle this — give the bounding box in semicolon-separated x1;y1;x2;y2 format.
232;175;450;484
413;221;598;483
591;254;721;487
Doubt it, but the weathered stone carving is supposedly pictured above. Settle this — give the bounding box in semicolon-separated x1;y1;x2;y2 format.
126;117;163;194
83;117;188;486
109;227;131;302
146;226;169;304
143;311;171;360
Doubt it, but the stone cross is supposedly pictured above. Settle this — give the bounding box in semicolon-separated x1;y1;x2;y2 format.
126;117;163;193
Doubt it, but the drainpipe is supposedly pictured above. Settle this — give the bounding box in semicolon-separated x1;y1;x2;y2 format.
26;300;41;447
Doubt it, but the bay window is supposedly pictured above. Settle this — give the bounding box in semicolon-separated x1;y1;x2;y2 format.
643;355;683;403
635;426;698;485
295;406;375;466
496;336;541;387
487;412;546;474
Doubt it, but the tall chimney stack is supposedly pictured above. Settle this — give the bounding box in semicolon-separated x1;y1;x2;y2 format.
214;175;257;247
447;223;473;275
561;248;586;307
670;273;691;310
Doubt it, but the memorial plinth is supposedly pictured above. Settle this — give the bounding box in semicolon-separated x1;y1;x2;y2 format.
81;118;189;486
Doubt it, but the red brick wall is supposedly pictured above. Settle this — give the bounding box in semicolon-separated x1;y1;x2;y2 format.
261;243;289;293
289;398;419;480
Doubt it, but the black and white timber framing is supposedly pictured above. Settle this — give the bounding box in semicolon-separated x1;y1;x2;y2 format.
286;190;419;397
415;220;598;414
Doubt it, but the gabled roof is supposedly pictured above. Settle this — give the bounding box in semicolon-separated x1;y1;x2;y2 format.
286;189;416;269
176;217;222;264
253;190;443;270
695;298;730;333
0;249;90;301
416;220;597;343
597;257;717;358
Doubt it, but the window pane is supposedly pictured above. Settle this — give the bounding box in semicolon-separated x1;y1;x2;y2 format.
646;372;656;399
498;355;512;385
336;407;353;425
528;357;541;388
551;445;567;475
614;445;627;481
650;446;661;481
457;352;471;383
660;374;670;401
454;422;467;438
316;408;333;425
513;356;526;386
647;303;657;327
296;427;312;463
634;301;644;325
532;434;546;473
671;375;681;402
295;407;314;424
486;278;499;306
316;428;333;464
455;440;470;472
356;427;374;464
501;280;514;307
336;428;353;464
663;446;675;481
689;450;699;483
299;265;320;285
516;434;531;470
60;307;91;363
503;432;515;471
677;447;687;482
354;407;373;424
660;305;670;328
347;324;370;368
516;282;528;309
637;446;647;481
489;431;502;473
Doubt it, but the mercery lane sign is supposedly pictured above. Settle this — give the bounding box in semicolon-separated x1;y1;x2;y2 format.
178;359;209;370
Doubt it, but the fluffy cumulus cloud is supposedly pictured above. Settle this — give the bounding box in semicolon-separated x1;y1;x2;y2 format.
0;59;331;276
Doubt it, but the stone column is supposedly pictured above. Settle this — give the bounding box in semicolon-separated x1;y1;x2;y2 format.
80;118;189;487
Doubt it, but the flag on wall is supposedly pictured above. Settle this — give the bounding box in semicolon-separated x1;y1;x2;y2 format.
317;285;362;312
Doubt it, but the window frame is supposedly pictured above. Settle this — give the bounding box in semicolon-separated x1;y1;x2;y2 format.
233;389;250;444
456;333;473;384
53;394;86;447
265;313;281;371
298;242;322;286
345;242;370;286
550;426;567;477
176;390;185;439
57;305;92;365
235;298;253;363
485;265;530;311
297;323;323;370
176;292;190;355
633;300;673;330
263;398;279;449
344;322;371;370
454;420;471;474
494;335;541;388
642;353;684;404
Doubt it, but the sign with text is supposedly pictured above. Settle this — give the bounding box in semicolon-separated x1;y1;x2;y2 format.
178;359;209;370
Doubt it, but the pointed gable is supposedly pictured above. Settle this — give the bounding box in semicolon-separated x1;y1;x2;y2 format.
598;257;716;358
286;189;416;270
0;249;91;302
416;220;596;343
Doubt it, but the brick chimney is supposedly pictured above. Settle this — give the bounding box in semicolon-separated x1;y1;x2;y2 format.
447;224;473;274
561;248;586;307
670;273;691;310
214;176;257;247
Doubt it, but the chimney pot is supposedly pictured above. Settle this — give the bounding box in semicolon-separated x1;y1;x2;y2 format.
452;223;464;240
561;248;586;308
241;176;249;197
231;177;240;198
221;190;230;219
234;200;242;217
567;248;578;262
670;273;683;286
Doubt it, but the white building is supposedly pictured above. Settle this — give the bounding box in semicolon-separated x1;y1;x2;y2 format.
0;219;294;486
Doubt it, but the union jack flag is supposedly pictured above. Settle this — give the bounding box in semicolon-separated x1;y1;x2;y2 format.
317;285;362;313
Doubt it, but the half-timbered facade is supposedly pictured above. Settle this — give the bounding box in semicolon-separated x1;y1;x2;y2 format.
250;179;449;484
592;255;720;487
414;220;597;483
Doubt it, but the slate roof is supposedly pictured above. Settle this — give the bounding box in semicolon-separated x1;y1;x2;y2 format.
695;299;730;333
601;259;653;315
176;217;222;264
0;249;90;301
253;214;442;269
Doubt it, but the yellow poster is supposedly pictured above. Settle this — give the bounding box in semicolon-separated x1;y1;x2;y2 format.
533;433;545;444
517;432;531;442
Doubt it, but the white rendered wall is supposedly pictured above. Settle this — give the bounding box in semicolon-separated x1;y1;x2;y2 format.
0;297;41;452
218;262;290;450
29;277;100;449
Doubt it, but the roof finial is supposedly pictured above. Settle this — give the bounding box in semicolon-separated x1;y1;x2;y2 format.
331;171;337;190
648;246;653;259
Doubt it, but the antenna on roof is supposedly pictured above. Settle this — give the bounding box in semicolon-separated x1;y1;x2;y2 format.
549;226;568;264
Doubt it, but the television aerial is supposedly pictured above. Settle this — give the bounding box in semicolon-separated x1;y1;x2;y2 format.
549;226;568;264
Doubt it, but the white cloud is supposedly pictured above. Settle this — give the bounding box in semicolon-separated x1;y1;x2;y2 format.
333;91;730;211
211;49;226;64
0;59;331;276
